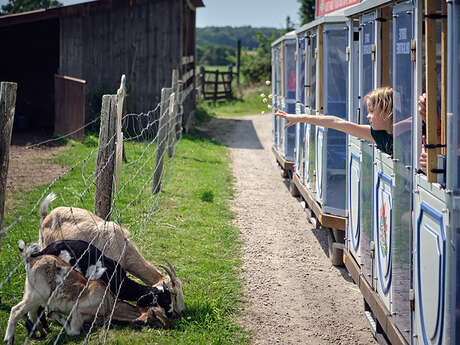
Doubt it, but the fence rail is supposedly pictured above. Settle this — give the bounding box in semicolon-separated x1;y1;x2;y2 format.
197;66;236;101
0;68;186;344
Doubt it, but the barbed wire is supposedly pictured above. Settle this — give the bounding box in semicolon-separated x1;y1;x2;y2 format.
1;86;190;344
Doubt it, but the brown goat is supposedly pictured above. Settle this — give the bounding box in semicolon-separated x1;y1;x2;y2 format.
38;194;184;316
4;241;169;345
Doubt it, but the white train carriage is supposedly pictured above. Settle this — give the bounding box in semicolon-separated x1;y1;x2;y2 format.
271;31;297;176
412;1;458;344
292;15;349;266
272;40;282;151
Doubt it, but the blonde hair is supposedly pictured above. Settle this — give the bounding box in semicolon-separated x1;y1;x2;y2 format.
364;86;393;121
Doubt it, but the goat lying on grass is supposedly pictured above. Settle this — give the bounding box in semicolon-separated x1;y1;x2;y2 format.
31;239;173;313
39;193;184;316
4;241;170;345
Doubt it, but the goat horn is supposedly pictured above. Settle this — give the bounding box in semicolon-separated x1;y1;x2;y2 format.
159;264;172;278
164;258;178;279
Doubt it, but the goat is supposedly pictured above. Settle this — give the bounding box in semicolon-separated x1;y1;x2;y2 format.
38;193;184;316
4;241;170;345
31;239;173;314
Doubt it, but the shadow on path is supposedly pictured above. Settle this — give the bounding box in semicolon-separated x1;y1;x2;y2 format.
194;117;264;150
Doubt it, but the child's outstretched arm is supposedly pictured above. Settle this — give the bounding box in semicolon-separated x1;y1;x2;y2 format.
274;108;374;142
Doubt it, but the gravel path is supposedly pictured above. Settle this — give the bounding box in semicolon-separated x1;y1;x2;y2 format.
201;114;377;345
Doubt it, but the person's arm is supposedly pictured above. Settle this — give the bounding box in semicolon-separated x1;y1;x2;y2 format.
274;108;374;142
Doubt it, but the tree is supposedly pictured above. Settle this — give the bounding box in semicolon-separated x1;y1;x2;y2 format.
285;16;294;32
297;0;315;25
1;0;62;15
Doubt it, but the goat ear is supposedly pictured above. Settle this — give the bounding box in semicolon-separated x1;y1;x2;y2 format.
18;240;25;252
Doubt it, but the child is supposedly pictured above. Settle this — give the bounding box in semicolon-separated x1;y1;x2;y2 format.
274;86;393;155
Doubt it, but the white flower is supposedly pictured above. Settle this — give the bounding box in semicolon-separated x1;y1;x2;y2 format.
263;98;268;104
268;94;273;99
266;80;271;86
260;93;266;98
267;105;272;109
261;111;265;115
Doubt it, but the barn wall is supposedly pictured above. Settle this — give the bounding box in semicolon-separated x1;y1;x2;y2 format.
59;0;182;117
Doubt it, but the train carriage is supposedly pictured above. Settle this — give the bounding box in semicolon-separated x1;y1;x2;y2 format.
292;15;349;266
272;0;460;344
271;31;297;176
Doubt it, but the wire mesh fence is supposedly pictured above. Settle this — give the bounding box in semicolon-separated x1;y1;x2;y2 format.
0;69;189;344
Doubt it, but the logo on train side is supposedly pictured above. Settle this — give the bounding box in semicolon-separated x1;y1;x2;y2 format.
379;195;390;257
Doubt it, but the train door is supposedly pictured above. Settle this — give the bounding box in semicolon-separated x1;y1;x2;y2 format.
447;2;460;343
315;23;348;216
304;31;317;191
412;1;451;344
359;11;377;288
272;45;278;149
347;19;362;266
373;2;400;317
282;38;297;162
295;35;306;182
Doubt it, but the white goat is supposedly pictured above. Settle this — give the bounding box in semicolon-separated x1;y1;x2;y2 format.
4;241;169;345
38;194;184;316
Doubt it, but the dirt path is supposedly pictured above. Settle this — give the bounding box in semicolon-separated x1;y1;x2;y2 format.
201;114;377;345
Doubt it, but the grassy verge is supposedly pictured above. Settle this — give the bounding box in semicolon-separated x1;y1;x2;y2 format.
0;132;249;344
196;86;272;122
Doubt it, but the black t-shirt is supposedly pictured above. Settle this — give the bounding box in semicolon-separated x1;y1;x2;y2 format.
370;127;393;156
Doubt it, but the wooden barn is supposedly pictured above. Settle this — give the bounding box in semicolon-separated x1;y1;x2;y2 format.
0;0;203;139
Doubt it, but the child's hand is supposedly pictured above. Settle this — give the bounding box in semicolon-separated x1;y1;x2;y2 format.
273;108;300;129
418;93;427;123
419;135;427;174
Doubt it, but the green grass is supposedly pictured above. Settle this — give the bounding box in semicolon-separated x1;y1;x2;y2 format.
197;86;272;120
0;132;249;344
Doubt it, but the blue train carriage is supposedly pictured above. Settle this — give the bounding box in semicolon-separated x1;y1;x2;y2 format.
271;40;282;151
291;15;349;266
271;31;297;178
343;1;413;345
292;30;306;197
412;0;459;344
292;21;317;200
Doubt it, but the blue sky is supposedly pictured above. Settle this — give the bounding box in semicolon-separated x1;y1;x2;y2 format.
0;0;301;28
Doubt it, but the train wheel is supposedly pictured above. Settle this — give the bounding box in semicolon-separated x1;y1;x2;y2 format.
281;169;288;178
289;178;300;197
327;228;344;266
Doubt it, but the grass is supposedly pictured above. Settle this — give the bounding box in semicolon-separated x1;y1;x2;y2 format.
0;131;249;344
196;86;272;121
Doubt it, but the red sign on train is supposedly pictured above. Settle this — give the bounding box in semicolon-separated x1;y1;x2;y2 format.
316;0;360;17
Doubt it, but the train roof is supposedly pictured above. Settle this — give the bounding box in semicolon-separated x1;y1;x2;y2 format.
295;15;347;34
343;0;393;17
271;30;296;48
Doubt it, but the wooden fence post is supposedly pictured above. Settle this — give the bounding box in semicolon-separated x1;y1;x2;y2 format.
0;82;17;250
94;94;117;220
114;75;126;195
153;88;172;194
176;81;183;140
213;69;218;102
168;70;178;158
227;65;233;99
200;66;205;98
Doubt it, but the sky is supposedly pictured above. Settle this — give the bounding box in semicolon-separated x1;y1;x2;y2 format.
0;0;301;29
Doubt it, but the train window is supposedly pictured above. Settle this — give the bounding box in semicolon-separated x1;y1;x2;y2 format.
323;25;347;119
379;5;393;87
392;1;414;167
350;20;359;124
360;12;375;125
310;33;317;113
297;37;306;105
421;0;447;183
285;41;296;101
